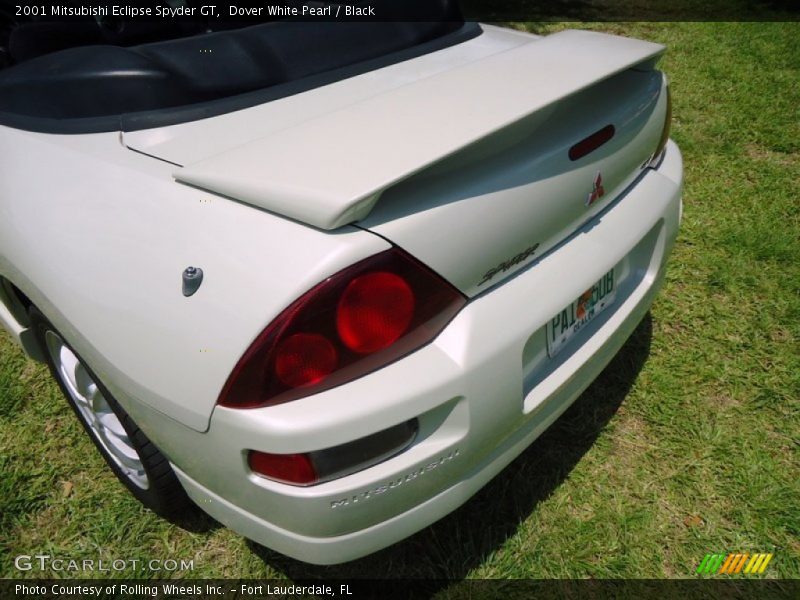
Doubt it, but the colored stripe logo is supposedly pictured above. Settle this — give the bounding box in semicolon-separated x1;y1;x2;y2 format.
696;553;773;575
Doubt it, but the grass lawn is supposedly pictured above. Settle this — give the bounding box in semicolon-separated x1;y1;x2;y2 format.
1;22;798;583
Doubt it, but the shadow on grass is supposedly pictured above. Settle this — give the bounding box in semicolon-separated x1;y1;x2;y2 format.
170;509;221;534
248;313;653;581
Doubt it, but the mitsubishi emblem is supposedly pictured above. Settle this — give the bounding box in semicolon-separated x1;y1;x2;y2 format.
586;172;605;206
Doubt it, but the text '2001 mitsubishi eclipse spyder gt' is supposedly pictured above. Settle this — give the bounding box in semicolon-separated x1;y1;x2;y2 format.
0;10;682;564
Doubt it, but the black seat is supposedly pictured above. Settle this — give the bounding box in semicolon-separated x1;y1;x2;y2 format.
0;0;468;128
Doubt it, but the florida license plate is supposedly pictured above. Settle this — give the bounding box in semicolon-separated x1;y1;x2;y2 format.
546;269;616;358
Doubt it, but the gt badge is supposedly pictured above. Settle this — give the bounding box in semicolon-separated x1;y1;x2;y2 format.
586;172;605;206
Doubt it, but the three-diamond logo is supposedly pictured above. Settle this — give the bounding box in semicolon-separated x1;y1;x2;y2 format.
586;172;605;206
696;553;773;575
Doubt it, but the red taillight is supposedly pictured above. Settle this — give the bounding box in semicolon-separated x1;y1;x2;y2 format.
274;333;337;387
337;272;415;354
248;451;317;485
218;247;466;408
248;420;418;487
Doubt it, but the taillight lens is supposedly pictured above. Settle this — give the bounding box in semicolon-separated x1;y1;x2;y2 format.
337;272;415;354
218;247;466;408
649;83;672;167
248;419;418;486
274;333;337;388
248;451;317;486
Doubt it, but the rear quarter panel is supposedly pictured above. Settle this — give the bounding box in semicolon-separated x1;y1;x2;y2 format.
0;126;389;431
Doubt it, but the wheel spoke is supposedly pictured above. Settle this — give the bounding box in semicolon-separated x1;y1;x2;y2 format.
87;383;104;411
75;364;94;400
96;411;127;438
101;428;139;465
59;346;81;392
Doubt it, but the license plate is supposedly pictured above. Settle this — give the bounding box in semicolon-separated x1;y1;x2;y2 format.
546;269;616;358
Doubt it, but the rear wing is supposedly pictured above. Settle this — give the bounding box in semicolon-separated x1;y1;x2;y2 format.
175;29;664;230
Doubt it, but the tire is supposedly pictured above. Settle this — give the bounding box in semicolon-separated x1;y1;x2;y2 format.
29;307;193;517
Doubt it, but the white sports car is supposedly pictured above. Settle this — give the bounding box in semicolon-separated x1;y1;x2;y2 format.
0;8;682;564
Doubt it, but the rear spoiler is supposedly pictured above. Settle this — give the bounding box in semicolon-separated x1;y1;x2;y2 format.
174;29;664;230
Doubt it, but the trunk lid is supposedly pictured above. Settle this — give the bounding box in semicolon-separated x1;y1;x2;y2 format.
360;65;669;296
136;28;669;296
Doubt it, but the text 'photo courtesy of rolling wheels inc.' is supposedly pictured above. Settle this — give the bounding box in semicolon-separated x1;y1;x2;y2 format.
0;0;798;599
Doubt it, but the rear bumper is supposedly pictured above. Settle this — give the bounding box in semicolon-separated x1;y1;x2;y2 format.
173;141;683;564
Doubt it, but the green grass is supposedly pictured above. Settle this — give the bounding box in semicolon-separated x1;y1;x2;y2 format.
1;22;798;584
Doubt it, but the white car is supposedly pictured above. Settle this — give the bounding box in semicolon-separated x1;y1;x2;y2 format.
0;13;682;564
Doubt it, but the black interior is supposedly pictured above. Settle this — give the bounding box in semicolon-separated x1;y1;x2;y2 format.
0;0;474;132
